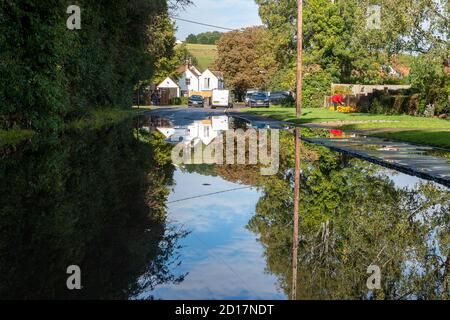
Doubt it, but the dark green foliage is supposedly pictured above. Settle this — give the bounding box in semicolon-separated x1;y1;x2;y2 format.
186;31;222;45
0;1;169;130
410;54;450;115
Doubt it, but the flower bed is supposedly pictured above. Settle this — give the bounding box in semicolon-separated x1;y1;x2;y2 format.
329;106;359;113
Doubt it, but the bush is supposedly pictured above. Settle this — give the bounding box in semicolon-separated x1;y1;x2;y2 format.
169;97;189;106
169;97;182;105
410;54;449;115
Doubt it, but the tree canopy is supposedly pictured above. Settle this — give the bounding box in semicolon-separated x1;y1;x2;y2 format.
214;27;277;99
0;0;191;130
247;0;449;110
186;31;223;45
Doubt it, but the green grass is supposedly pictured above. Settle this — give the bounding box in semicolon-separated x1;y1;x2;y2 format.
1;108;138;149
0;129;35;148
186;44;217;71
242;107;450;128
373;131;450;149
66;108;136;131
242;107;450;148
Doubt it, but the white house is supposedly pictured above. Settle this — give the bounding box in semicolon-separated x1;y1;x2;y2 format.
177;64;202;96
157;77;180;98
157;64;226;100
199;69;225;91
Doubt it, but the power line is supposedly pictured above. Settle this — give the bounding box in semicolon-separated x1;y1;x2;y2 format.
168;187;251;204
171;17;235;31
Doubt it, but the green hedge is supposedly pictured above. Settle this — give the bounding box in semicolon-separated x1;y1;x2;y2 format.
0;1;169;131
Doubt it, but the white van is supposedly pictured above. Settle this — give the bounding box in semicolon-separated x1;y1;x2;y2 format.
212;89;232;109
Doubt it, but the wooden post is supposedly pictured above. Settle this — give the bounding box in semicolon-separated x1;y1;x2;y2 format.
296;0;303;118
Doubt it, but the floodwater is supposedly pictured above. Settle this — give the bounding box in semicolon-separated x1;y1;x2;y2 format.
0;111;449;300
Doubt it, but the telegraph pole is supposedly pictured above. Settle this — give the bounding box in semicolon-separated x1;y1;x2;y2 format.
296;0;303;117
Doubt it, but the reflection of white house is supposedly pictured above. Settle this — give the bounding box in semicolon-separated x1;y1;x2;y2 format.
157;128;175;138
199;69;225;91
156;116;229;146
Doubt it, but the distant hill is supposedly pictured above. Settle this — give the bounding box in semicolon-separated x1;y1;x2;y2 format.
185;44;218;71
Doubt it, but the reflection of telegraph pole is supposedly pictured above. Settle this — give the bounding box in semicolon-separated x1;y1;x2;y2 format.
293;0;303;298
296;0;303;117
292;127;301;300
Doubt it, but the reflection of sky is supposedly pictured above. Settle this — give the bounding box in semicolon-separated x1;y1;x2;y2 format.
147;170;286;300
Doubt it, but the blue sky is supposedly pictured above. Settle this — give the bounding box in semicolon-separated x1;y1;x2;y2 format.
173;0;262;40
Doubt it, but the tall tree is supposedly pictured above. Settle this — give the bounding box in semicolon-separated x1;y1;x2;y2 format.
214;27;276;99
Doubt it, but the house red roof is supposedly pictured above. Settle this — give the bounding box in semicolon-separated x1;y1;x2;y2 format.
176;65;202;77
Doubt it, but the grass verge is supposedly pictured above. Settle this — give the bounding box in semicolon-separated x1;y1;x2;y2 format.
372;131;450;149
242;107;450;148
66;108;136;131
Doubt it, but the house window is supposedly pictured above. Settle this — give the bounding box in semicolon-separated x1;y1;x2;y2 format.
204;126;210;137
186;78;191;86
204;78;210;89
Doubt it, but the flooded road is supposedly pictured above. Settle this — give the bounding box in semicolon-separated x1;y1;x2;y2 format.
136;109;449;300
0;110;448;300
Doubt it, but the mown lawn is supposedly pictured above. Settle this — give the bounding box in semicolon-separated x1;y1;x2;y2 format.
372;131;450;149
242;107;450;127
242;107;450;148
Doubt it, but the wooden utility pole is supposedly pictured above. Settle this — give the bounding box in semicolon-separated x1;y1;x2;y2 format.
296;0;303;117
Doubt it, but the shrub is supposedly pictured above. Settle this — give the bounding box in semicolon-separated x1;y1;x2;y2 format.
410;54;449;115
169;97;182;105
169;97;188;105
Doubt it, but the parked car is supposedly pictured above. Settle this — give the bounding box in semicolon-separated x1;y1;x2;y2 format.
188;95;204;108
245;90;258;106
269;91;295;106
248;92;270;108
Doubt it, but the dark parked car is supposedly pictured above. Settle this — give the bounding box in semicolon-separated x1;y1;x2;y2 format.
188;95;204;108
269;91;294;106
248;92;269;108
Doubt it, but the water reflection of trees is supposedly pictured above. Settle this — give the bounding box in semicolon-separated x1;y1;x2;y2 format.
185;130;450;300
0;121;186;299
